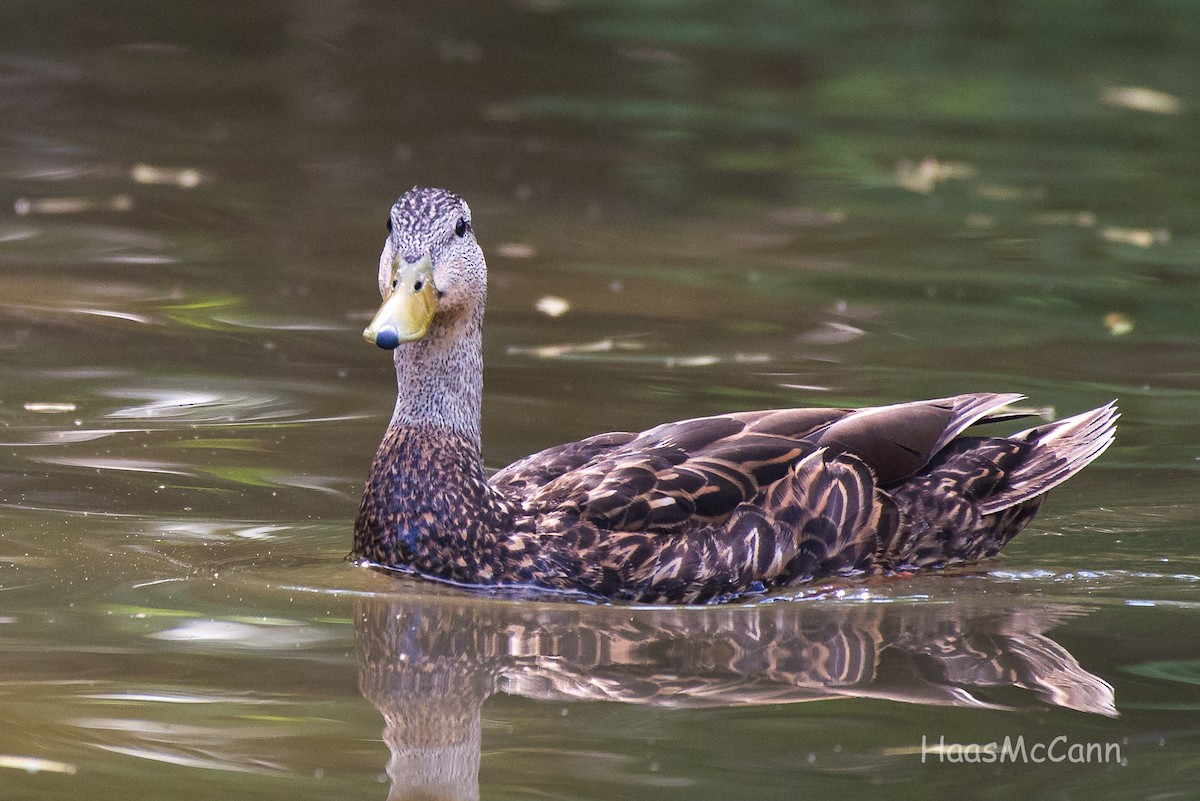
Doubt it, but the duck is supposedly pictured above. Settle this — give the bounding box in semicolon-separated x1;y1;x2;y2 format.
353;187;1117;604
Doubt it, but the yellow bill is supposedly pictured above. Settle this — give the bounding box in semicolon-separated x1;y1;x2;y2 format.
363;251;438;349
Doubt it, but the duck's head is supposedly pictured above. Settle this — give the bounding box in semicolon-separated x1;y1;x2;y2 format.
363;187;485;349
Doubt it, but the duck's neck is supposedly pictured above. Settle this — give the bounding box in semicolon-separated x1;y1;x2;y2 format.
389;311;483;445
355;309;512;578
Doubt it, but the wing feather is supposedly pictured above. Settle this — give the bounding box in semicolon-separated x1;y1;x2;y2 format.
490;394;1031;535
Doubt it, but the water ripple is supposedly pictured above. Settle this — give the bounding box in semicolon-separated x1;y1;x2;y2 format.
151;619;337;650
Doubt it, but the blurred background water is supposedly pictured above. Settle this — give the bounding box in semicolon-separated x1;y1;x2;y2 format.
1;2;1199;799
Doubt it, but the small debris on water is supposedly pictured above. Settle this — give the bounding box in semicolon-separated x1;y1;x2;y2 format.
535;295;570;317
495;242;538;259
1104;312;1134;336
1102;86;1182;115
1101;227;1169;248
131;163;207;188
14;195;132;215
23;402;77;413
1031;210;1097;227
895;157;976;194
0;755;77;775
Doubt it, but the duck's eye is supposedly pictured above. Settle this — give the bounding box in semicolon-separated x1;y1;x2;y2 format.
386;217;394;234
455;218;467;237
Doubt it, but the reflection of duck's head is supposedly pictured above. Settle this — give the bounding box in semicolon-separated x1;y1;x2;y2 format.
356;597;498;801
355;592;1116;799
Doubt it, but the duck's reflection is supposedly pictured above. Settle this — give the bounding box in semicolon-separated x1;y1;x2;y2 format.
355;593;1115;800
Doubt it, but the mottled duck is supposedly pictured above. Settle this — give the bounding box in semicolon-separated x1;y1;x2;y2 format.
353;187;1116;604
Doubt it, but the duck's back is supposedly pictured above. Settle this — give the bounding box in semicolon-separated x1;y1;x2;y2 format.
492;393;1020;533
486;393;1115;602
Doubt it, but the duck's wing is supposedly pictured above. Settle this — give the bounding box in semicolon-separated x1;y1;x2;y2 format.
491;407;845;532
817;392;1028;486
492;393;1029;535
490;431;639;494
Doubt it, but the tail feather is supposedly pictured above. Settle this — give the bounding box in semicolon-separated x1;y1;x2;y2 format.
979;401;1118;515
929;392;1028;456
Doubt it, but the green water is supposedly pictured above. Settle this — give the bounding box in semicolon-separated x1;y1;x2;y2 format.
2;2;1199;798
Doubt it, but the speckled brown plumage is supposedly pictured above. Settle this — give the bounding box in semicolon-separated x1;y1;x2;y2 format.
353;187;1118;604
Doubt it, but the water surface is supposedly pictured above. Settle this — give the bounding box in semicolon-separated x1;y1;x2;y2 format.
2;3;1199;799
